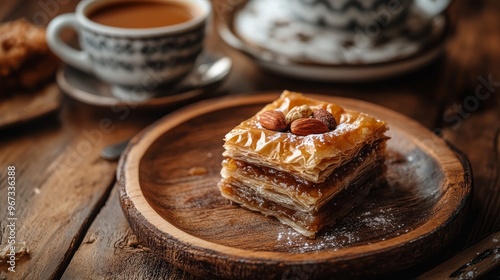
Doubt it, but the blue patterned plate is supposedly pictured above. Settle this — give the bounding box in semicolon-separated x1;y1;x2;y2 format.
218;0;449;81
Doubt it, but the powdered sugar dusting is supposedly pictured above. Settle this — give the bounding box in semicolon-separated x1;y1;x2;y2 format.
275;225;362;253
360;210;395;228
273;207;409;253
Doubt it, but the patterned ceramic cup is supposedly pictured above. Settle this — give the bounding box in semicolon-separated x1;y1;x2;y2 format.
289;0;451;29
46;0;211;89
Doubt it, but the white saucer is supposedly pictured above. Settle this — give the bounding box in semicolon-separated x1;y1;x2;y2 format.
218;0;449;82
57;52;231;108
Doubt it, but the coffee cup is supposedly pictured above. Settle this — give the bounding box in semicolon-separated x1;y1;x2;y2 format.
47;0;211;95
289;0;451;30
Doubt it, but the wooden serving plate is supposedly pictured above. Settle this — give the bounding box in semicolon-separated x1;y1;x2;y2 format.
0;83;60;129
117;93;472;279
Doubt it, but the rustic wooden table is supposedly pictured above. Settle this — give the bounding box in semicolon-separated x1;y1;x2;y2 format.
0;0;499;279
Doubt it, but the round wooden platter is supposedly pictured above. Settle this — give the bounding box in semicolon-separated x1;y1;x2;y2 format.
0;83;60;129
117;93;472;279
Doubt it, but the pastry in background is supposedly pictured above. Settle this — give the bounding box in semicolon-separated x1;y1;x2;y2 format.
0;19;59;94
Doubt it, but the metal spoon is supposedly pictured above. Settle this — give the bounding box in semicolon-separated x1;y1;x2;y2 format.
100;53;232;161
101;139;130;161
172;53;232;94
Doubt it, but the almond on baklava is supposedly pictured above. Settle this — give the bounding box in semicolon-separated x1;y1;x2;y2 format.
219;91;389;237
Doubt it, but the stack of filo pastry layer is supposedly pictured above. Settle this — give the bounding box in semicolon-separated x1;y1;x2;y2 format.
219;91;389;237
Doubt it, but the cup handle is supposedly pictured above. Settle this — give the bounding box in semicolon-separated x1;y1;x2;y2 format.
413;0;452;18
46;14;93;73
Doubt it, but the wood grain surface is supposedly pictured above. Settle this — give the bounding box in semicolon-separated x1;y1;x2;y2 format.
0;0;499;279
62;185;192;280
0;83;60;129
117;94;471;279
0;100;160;279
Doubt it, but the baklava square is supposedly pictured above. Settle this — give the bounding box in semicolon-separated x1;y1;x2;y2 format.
219;91;389;237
